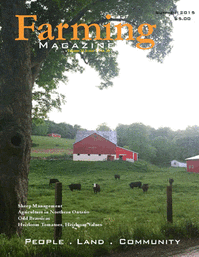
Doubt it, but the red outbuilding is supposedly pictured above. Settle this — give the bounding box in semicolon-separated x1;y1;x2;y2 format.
73;130;138;162
47;133;61;138
116;146;138;161
185;155;199;173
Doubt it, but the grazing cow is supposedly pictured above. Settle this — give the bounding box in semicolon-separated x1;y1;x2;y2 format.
68;183;81;191
129;181;142;189
93;183;100;193
169;178;174;186
142;184;149;192
49;179;59;186
114;175;120;180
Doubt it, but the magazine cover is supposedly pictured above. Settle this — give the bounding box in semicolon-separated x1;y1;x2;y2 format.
0;0;198;256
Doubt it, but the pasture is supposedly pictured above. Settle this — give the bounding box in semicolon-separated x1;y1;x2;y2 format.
1;159;199;257
31;135;74;158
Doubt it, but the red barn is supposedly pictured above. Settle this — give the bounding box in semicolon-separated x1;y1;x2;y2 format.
116;146;138;161
185;155;199;173
73;130;138;162
48;133;61;138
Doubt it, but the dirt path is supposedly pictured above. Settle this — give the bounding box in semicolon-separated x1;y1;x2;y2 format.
102;239;199;257
173;246;199;257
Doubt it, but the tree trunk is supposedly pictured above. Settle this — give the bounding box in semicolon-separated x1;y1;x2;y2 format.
0;0;32;236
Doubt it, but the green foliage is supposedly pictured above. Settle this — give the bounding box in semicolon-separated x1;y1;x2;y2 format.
32;49;84;119
96;122;111;131
1;0;179;117
150;136;173;166
116;123;157;161
32;120;49;136
161;220;199;239
174;135;199;161
24;0;179;118
116;123;199;166
46;120;74;138
32;120;82;138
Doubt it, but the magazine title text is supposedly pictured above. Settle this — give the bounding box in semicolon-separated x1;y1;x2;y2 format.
15;14;156;50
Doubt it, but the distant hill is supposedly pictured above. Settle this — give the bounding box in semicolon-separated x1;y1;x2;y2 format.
31;135;75;158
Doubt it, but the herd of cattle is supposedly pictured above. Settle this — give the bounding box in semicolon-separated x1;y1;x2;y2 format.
49;177;174;194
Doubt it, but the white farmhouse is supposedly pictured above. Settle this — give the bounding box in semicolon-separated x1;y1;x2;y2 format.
171;160;187;168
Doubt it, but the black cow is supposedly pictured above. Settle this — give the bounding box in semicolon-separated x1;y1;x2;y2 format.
114;175;120;179
49;179;59;186
93;183;100;193
142;184;149;192
68;183;81;191
129;181;142;189
169;178;174;186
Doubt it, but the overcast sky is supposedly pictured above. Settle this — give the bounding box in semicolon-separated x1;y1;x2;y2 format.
48;0;199;131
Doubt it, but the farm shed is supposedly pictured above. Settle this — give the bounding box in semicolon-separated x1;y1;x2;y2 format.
73;130;138;162
47;133;61;138
171;160;187;168
116;146;138;162
185;155;199;173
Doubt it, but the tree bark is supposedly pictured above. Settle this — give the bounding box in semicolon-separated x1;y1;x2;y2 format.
0;0;32;236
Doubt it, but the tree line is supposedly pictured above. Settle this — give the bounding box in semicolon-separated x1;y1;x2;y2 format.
32;121;199;166
116;123;199;166
32;120;83;139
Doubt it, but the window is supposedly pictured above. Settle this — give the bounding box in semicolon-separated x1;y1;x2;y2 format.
77;153;80;156
99;154;101;156
88;154;90;156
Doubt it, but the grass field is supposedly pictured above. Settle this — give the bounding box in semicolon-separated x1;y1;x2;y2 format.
1;159;198;257
31;135;75;158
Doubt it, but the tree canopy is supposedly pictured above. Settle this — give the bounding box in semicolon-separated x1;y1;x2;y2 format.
96;122;111;131
1;0;178;119
116;123;199;166
32;119;82;138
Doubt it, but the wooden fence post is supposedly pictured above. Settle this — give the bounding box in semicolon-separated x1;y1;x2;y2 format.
167;185;173;223
54;182;62;242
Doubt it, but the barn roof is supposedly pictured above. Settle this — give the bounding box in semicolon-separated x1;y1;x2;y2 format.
74;130;117;145
185;155;199;160
116;146;138;154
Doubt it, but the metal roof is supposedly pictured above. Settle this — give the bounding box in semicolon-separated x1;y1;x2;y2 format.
74;130;117;145
185;155;199;161
116;146;138;154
